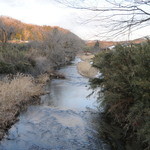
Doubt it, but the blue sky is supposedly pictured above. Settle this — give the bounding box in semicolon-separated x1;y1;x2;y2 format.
0;0;149;41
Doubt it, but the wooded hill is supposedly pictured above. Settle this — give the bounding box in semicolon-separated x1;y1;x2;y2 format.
0;16;79;43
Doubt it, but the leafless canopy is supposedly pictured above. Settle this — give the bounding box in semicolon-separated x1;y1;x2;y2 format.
56;0;150;39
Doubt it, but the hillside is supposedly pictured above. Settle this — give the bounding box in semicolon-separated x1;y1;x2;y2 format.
0;16;85;74
0;16;79;42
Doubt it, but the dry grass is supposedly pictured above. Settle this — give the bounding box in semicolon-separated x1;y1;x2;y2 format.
0;74;43;139
79;54;94;62
77;61;98;78
36;73;50;85
77;53;98;78
0;74;42;107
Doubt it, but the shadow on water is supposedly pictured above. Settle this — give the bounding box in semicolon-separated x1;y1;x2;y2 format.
0;57;111;150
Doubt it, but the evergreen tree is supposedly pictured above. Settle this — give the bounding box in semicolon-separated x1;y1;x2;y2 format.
91;40;150;150
94;40;100;51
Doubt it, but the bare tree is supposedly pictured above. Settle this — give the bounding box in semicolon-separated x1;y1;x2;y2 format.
29;28;84;73
56;0;150;39
42;28;84;67
0;16;17;43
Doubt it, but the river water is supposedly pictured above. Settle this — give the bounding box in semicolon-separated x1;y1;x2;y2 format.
0;58;111;150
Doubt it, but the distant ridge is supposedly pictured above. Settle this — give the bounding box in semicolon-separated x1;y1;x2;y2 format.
86;38;147;49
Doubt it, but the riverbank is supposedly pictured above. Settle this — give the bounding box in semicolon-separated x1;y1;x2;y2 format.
77;53;98;78
0;72;65;140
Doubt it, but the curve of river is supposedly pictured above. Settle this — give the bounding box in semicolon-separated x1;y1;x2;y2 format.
0;57;111;150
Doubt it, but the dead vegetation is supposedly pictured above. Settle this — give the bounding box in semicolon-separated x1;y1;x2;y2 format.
77;61;98;78
77;54;98;78
79;54;94;62
35;73;50;85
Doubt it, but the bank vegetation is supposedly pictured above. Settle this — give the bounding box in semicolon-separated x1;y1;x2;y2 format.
91;40;150;150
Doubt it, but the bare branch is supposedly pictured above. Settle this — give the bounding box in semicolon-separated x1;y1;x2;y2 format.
56;0;150;40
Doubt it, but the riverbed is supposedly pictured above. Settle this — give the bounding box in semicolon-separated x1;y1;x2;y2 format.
0;57;111;150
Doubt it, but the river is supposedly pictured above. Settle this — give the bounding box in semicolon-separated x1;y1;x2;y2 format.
0;57;111;150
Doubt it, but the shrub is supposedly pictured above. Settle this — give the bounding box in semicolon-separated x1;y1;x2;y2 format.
92;40;150;149
0;44;35;74
0;74;42;108
0;61;15;73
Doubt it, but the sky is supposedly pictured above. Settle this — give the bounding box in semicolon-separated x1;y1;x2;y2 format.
0;0;149;41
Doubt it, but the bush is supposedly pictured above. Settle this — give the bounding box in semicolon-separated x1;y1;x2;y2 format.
0;74;42;109
92;40;150;149
0;44;35;74
0;61;15;73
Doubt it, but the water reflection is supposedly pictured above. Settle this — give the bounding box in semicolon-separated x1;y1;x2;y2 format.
41;58;98;110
